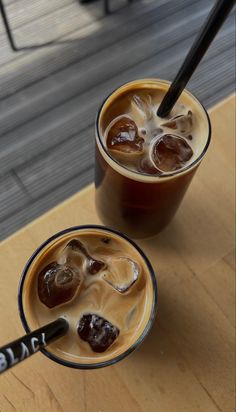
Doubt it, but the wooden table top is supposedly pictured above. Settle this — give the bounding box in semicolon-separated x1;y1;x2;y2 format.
0;95;235;412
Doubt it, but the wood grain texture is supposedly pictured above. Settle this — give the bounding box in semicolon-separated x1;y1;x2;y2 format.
0;95;234;412
0;173;31;221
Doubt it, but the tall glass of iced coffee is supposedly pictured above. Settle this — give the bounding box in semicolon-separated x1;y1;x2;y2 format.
95;79;211;238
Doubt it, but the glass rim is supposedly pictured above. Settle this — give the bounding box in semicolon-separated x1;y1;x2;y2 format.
18;224;158;370
95;78;212;181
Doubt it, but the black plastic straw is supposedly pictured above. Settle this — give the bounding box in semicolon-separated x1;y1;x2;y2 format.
0;318;69;374
157;0;235;118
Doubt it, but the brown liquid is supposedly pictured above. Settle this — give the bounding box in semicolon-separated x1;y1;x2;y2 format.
95;79;210;238
22;228;155;365
103;90;195;175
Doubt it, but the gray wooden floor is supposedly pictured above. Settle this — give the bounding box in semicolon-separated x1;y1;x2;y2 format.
0;0;235;240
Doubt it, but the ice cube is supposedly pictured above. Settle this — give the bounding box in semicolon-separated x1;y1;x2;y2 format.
103;257;140;293
151;134;193;172
139;157;161;175
38;262;82;308
106;117;144;156
87;258;105;275
132;94;153;120
60;239;83;266
67;239;85;252
77;314;119;353
66;239;106;275
161;111;193;135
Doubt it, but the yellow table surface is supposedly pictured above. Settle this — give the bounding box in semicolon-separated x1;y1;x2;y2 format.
0;95;235;412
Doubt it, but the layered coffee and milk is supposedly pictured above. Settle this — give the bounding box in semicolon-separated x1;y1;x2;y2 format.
99;81;209;177
95;80;210;237
23;228;155;365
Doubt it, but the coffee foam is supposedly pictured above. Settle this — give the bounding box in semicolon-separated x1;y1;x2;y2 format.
22;229;155;365
97;79;210;181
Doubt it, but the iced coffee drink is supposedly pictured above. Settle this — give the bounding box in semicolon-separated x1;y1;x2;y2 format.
95;79;211;238
19;226;157;368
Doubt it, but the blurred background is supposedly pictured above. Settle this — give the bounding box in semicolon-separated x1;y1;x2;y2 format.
0;0;235;240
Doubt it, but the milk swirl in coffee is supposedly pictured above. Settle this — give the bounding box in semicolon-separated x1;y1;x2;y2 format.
102;86;205;176
23;228;155;365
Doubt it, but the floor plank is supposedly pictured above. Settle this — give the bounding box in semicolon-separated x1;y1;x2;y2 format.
0;0;72;36
0;1;103;65
0;0;199;97
0;0;217;135
0;173;31;221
